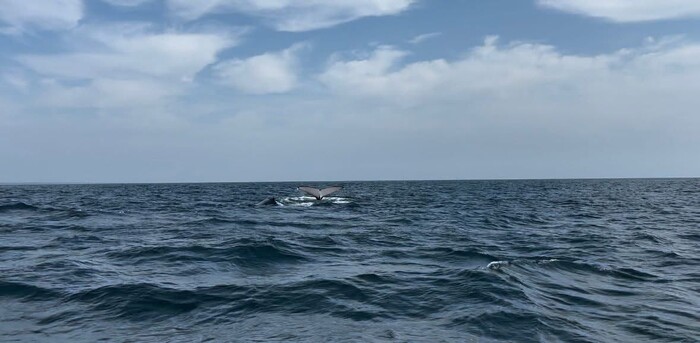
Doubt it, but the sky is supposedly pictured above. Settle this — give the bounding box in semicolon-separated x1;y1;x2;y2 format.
1;0;700;183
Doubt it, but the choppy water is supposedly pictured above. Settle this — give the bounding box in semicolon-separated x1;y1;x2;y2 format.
1;180;699;342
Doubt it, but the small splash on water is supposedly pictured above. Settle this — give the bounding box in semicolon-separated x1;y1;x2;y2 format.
487;259;560;270
487;261;510;270
277;196;351;207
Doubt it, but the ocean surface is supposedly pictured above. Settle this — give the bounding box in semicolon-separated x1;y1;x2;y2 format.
1;179;698;342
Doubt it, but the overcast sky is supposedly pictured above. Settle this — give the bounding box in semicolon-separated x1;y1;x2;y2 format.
1;0;700;183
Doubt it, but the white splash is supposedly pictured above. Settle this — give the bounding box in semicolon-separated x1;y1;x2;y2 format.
487;261;510;270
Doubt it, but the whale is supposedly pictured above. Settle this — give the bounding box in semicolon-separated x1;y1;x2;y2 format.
297;186;342;200
257;197;279;206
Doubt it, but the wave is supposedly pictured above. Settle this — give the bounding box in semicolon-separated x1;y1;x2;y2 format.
52;279;378;321
67;283;219;320
0;202;91;221
0;245;39;252
450;310;542;341
418;247;497;262
486;259;560;270
183;217;241;225
0;280;62;301
55;269;511;320
677;232;700;241
106;242;308;266
0;202;39;212
487;258;661;283
43;209;91;220
48;235;108;246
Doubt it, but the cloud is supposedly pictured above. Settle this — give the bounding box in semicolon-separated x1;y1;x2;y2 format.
37;78;182;109
408;32;441;44
101;0;154;6
319;45;443;105
4;30;700;181
538;0;700;22
166;0;415;31
0;0;83;34
20;24;237;81
319;36;640;104
213;43;306;94
17;24;239;109
308;36;700;179
318;36;700;138
2;71;30;91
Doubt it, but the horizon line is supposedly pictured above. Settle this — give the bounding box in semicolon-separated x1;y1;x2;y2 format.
1;176;698;186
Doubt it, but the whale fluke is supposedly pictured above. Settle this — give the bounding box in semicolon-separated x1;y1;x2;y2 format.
298;186;342;200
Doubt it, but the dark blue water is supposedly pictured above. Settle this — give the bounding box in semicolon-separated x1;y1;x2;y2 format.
1;180;698;342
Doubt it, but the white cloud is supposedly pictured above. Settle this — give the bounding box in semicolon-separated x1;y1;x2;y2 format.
101;0;154;6
37;78;181;109
308;36;700;179
0;0;83;34
4;31;700;181
538;0;700;22
167;0;415;31
213;43;305;94
318;36;700;134
2;71;30;91
319;37;618;103
20;24;237;81
408;32;441;44
319;45;445;104
17;24;239;109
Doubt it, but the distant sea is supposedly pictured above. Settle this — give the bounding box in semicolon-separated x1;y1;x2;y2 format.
1;179;698;342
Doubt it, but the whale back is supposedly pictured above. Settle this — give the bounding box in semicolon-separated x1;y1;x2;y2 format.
257;197;278;206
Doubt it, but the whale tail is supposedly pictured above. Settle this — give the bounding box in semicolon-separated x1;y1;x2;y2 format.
298;186;342;200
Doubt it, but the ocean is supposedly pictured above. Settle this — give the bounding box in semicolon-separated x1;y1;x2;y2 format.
1;179;698;342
